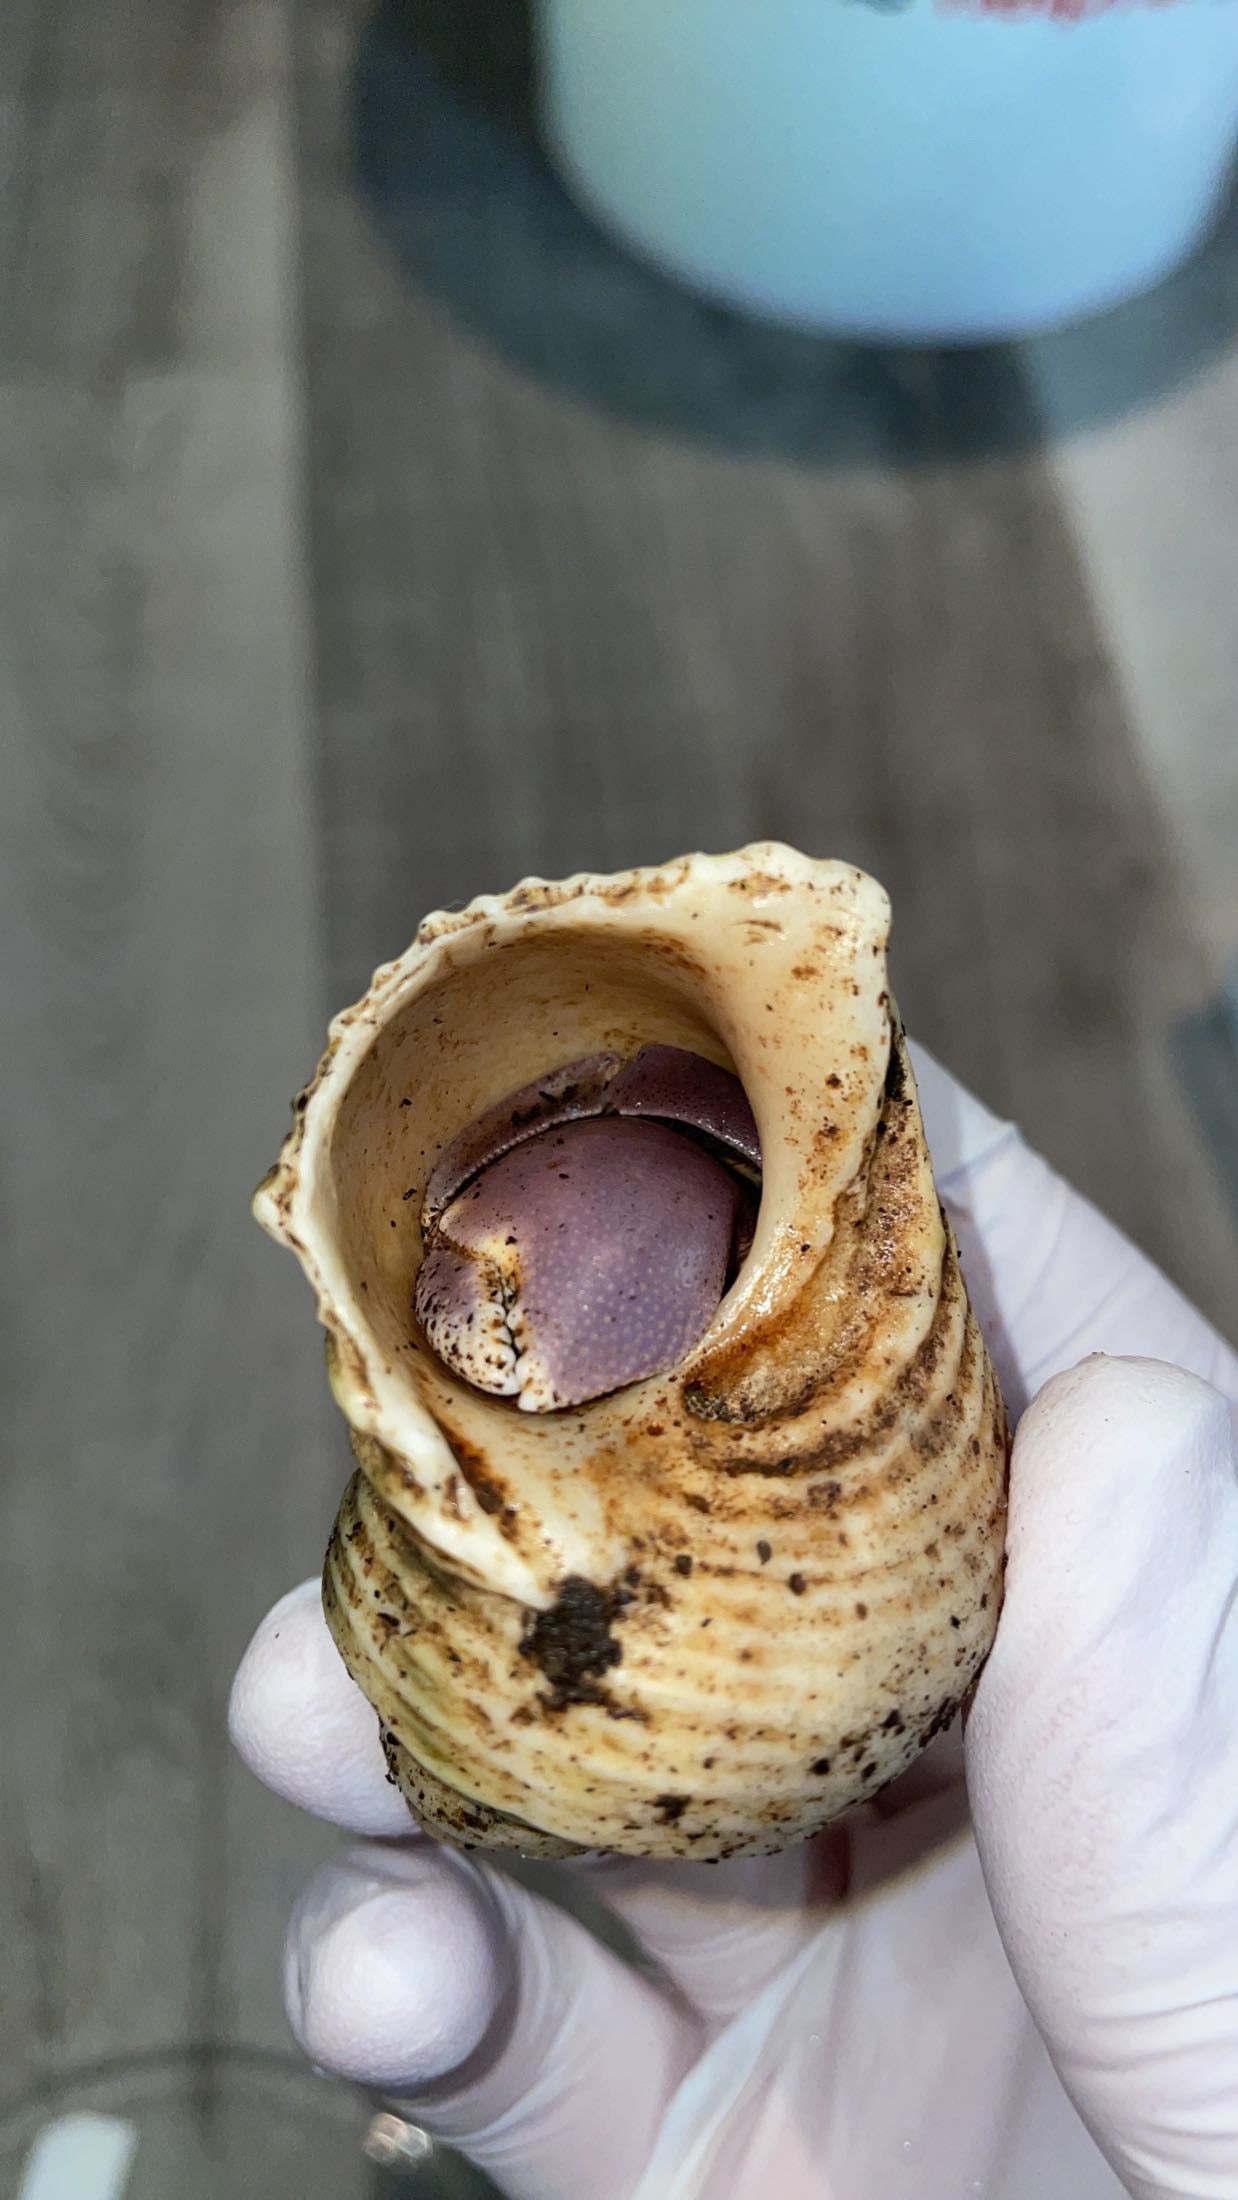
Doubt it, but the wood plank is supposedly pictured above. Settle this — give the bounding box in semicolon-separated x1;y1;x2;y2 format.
0;0;365;2177
0;0;284;99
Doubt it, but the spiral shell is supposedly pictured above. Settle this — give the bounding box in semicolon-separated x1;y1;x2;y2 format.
254;844;1008;1858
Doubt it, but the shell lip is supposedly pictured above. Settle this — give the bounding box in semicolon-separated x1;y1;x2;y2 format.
254;842;893;1600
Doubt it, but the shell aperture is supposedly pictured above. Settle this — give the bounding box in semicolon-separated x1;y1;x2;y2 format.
414;1046;760;1411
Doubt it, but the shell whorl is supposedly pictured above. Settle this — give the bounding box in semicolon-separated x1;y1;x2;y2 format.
256;845;1009;1858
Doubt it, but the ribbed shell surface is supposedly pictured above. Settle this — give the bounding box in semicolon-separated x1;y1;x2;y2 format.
255;845;1008;1858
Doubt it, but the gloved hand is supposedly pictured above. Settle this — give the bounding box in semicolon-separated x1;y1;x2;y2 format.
230;1048;1238;2200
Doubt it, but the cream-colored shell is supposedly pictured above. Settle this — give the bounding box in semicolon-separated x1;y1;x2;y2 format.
255;844;1008;1858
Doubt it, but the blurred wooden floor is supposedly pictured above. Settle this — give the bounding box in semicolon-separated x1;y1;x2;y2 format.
0;1;1235;2194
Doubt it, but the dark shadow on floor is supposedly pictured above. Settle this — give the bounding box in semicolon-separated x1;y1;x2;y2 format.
354;0;1238;469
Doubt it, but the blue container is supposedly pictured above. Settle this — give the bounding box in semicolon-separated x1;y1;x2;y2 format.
538;0;1238;339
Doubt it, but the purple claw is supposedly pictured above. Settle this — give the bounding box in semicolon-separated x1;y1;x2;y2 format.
414;1117;747;1411
415;1045;761;1410
606;1044;760;1171
423;1053;623;1226
423;1044;760;1229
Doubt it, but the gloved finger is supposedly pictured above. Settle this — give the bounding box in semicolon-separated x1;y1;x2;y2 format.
967;1355;1238;2200
909;1044;1237;1418
229;1578;410;1836
558;1719;964;2025
574;1833;851;2025
561;1699;965;2025
286;1841;702;2200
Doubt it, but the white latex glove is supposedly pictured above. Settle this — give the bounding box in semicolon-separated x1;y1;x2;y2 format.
230;1048;1238;2200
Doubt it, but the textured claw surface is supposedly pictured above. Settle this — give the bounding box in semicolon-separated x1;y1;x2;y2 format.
423;1053;623;1224
416;1117;744;1411
255;845;1009;1860
422;1043;759;1229
605;1043;761;1170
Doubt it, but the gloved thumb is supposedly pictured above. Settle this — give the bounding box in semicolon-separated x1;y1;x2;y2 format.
967;1355;1238;2200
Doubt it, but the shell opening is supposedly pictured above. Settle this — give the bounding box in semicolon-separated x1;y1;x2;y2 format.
318;927;761;1437
414;1048;761;1411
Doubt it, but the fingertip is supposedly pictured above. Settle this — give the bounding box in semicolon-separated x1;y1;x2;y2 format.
965;1355;1238;2188
286;1845;507;2090
1000;1352;1232;1569
969;1351;1238;1787
229;1579;412;1836
1020;1350;1228;1448
283;1845;701;2194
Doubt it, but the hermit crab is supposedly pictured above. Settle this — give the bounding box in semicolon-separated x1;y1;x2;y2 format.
254;845;1008;1858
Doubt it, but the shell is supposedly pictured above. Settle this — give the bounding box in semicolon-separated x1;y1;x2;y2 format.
254;843;1009;1859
